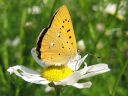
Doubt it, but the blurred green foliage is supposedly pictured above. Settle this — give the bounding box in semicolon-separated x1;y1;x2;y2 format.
0;0;128;96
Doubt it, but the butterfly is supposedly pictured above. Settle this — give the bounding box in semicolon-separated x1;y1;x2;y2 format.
36;5;77;66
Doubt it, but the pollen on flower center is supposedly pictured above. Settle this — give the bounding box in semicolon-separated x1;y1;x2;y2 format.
41;66;74;82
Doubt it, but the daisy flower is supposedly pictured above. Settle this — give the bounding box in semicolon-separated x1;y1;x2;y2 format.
28;6;41;15
7;48;110;89
104;1;127;21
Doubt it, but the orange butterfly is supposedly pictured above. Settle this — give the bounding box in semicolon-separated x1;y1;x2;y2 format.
34;5;77;66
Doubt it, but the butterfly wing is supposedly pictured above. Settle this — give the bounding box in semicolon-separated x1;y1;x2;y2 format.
49;5;77;56
36;5;77;65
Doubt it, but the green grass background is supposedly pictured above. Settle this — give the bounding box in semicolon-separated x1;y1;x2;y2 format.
0;0;128;96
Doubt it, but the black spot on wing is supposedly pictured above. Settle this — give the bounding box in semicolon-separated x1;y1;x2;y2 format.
58;35;60;37
69;36;71;39
67;29;70;32
36;28;48;59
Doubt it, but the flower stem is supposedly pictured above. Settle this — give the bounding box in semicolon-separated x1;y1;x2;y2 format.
112;60;128;96
55;86;61;96
48;82;61;96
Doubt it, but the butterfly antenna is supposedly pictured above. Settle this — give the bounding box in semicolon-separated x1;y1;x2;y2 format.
85;52;102;62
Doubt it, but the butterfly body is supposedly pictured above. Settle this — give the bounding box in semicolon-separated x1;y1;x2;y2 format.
36;5;77;66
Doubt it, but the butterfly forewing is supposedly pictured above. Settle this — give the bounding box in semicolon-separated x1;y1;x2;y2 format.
36;5;77;65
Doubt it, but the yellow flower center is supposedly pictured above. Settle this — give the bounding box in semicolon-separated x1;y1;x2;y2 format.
41;66;73;82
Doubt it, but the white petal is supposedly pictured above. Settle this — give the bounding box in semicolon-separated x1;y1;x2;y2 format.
80;64;110;79
67;54;81;71
7;65;39;75
56;72;81;85
78;62;88;74
75;54;88;70
31;48;48;67
72;81;92;89
67;54;88;71
7;65;49;85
